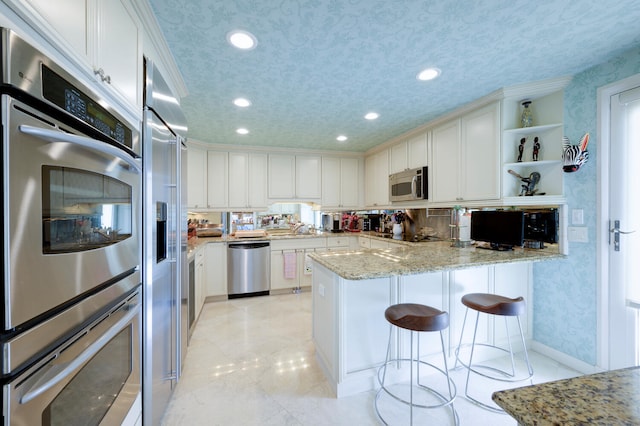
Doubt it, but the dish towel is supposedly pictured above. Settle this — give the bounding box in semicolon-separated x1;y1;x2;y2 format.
283;251;297;279
304;253;313;275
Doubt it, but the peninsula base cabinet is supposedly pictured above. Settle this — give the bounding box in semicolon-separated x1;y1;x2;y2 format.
311;261;532;397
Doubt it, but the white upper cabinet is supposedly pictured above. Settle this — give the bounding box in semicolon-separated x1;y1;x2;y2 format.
431;119;461;203
207;151;228;209
94;0;142;109
15;0;142;112
321;157;360;209
389;142;408;174
389;132;428;174
460;102;500;201
228;152;268;210
228;152;249;209
268;154;321;201
431;102;500;203
186;146;207;209
248;153;268;209
365;149;390;207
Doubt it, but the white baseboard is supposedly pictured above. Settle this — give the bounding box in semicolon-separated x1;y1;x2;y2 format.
531;341;604;375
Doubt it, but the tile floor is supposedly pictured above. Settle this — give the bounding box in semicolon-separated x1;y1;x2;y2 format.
161;292;581;425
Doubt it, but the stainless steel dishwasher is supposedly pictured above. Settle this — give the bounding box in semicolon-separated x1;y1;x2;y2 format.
227;240;271;298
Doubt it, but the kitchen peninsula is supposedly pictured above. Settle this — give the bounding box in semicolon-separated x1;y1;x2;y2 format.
308;242;564;397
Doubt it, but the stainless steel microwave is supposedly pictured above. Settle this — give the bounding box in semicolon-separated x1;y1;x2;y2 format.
389;166;428;202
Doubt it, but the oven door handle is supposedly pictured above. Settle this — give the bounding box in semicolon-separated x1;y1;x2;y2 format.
19;303;140;405
18;125;141;174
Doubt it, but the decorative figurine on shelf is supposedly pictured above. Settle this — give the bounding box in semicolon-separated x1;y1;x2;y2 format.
562;133;590;172
517;137;526;162
532;136;541;161
508;169;545;196
521;100;533;128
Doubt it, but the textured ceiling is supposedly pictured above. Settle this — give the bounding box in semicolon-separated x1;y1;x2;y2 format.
149;0;640;152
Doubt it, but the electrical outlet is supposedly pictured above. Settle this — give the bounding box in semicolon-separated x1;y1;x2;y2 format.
568;226;589;243
318;284;325;297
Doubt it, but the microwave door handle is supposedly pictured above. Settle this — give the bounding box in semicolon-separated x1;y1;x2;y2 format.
18;124;141;174
411;175;418;197
19;304;140;405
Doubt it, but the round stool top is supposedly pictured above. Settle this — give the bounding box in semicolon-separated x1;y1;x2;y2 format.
461;293;525;316
384;303;449;332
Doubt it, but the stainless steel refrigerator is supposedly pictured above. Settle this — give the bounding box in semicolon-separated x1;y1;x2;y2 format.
142;57;188;426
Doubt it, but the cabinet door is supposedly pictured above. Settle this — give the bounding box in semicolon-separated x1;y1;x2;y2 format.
389;141;408;174
321;157;341;207
268;154;295;199
407;132;428;169
493;263;531;342
195;256;205;317
340;157;360;208
187;147;207;208
270;250;300;290
228;152;248;208
207;151;228;208
248;153;268;209
295;155;321;199
461;102;500;200
205;243;227;297
365;149;389;207
22;0;90;62
95;0;141;108
431;119;460;202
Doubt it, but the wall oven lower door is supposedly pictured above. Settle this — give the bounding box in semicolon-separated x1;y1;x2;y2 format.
4;290;141;426
3;96;141;334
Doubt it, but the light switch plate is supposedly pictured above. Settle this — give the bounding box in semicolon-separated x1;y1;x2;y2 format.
568;226;588;243
571;209;584;225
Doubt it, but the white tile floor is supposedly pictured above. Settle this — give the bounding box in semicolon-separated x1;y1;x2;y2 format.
161;292;581;425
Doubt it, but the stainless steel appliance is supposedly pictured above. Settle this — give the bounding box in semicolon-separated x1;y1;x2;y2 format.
227;241;271;298
3;291;141;425
142;57;188;426
389;166;428;202
322;213;344;232
1;28;142;424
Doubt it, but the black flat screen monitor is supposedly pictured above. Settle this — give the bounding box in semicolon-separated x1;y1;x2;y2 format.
471;210;525;251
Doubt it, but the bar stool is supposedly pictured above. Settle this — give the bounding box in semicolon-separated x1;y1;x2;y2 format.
454;293;533;412
375;303;458;425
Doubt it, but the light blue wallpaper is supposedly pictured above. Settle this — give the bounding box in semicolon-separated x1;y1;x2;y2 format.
533;46;640;365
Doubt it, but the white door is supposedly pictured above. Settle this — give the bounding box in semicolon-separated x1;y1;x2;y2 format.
605;79;640;369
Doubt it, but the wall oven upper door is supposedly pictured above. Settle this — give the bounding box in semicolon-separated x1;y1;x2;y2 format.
3;96;141;332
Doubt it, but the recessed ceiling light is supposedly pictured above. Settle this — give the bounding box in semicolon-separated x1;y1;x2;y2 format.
336;135;348;142
233;98;252;107
364;112;379;120
417;67;441;81
227;30;257;50
236;128;249;135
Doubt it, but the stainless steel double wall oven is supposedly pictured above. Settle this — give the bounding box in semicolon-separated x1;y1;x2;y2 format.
1;29;142;424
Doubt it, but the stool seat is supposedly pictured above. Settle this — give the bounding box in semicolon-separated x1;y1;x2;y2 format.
385;303;449;332
461;293;525;316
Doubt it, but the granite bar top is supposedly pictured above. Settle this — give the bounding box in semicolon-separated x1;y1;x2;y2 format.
492;366;640;425
307;241;565;280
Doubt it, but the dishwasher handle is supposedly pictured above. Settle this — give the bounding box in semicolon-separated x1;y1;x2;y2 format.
229;242;270;250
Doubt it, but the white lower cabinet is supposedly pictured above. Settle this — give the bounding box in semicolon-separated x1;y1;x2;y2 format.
204;243;227;297
270;239;326;291
194;247;205;318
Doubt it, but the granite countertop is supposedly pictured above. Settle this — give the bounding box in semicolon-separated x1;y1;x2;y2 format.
492;366;640;425
307;241;565;280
